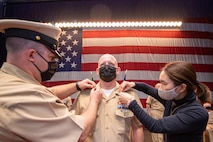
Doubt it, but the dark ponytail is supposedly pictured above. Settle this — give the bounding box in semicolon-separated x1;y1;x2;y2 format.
195;82;211;105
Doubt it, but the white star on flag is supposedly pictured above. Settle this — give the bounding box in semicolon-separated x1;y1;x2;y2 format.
56;28;82;72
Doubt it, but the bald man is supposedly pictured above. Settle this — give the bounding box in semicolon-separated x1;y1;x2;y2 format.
72;54;144;142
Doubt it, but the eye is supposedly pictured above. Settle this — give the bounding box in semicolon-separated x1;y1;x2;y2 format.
108;63;115;66
159;81;167;86
100;64;105;68
100;62;115;67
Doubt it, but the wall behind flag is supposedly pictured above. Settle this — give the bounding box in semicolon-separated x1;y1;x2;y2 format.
42;19;213;107
2;0;213;22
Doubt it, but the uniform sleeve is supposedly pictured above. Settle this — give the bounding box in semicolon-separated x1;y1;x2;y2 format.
8;90;84;142
71;89;91;115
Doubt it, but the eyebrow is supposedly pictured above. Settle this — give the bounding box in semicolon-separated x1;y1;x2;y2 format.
159;80;166;83
100;62;115;65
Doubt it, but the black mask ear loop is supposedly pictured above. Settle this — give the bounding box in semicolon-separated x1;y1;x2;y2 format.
32;61;42;73
36;52;50;63
31;51;47;75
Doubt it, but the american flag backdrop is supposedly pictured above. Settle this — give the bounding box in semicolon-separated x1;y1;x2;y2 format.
43;19;213;107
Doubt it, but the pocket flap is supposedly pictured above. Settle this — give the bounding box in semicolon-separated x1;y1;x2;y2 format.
115;109;134;118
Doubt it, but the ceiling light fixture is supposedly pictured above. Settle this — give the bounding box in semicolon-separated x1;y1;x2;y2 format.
54;21;182;28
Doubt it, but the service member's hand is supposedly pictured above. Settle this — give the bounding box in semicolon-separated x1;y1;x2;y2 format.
117;92;135;107
119;81;135;92
90;85;102;104
78;79;96;90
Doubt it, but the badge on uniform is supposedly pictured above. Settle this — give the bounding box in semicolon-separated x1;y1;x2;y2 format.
117;103;129;116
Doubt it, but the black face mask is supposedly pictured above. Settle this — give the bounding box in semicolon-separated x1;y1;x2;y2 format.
99;65;116;82
40;61;58;81
33;52;58;81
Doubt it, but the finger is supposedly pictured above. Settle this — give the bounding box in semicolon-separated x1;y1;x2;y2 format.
91;87;95;92
118;86;122;93
118;82;125;92
90;81;96;88
87;79;96;86
91;84;98;92
96;85;102;93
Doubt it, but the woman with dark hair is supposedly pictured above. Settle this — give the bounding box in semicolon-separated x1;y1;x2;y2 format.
118;61;209;142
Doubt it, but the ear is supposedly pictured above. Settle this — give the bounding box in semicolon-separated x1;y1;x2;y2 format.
179;83;187;93
116;67;121;75
96;67;99;76
28;49;37;62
